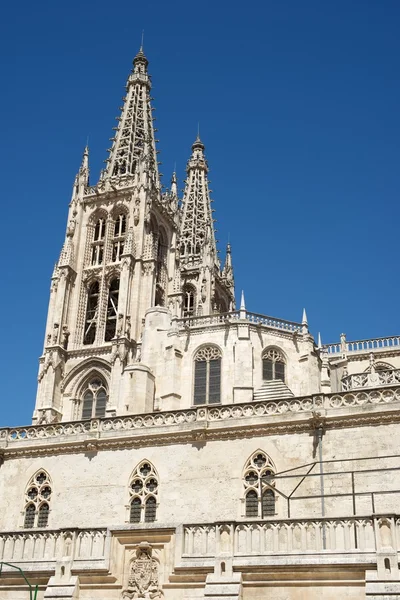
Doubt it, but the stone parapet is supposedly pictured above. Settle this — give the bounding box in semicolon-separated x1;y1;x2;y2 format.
2;386;400;456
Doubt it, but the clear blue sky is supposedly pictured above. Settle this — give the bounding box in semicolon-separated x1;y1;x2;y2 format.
1;0;399;426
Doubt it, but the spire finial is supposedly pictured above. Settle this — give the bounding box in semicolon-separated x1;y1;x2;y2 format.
317;332;322;349
239;290;246;318
171;169;177;196
80;144;89;174
133;34;148;66
302;308;309;335
222;240;234;285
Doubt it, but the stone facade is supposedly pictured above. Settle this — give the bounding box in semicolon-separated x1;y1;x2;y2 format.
1;48;400;599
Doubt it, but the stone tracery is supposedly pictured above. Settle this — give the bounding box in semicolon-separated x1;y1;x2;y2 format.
23;470;52;528
243;451;276;518
128;461;159;523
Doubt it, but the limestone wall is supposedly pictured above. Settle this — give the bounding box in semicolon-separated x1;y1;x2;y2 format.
1;422;399;532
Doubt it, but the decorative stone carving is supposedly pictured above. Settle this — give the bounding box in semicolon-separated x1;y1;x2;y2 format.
116;313;124;337
62;325;70;349
66;216;77;238
122;544;162;599
53;323;60;344
134;198;140;225
125;316;131;339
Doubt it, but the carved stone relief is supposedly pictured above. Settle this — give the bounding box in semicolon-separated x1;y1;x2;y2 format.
122;544;162;599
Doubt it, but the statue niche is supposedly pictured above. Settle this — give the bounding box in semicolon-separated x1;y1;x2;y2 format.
122;543;162;599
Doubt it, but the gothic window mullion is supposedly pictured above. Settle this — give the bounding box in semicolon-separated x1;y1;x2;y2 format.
23;471;52;529
85;224;95;268
96;274;109;344
262;348;286;383
193;346;222;405
129;461;159;524
104;218;114;265
81;378;108;419
243;451;276;519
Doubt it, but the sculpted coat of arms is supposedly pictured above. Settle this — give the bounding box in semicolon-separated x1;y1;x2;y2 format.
122;544;162;599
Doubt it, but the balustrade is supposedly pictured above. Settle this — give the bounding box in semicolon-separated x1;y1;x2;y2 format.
325;336;400;355
182;516;400;558
2;386;400;446
342;369;400;391
0;528;107;567
176;311;302;332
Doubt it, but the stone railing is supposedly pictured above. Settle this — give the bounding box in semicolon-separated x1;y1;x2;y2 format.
325;336;400;355
0;528;108;569
2;386;400;446
328;386;400;408
176;311;302;333
182;515;399;558
342;369;400;391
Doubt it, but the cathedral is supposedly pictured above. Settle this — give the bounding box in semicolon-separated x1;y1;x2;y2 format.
1;48;400;600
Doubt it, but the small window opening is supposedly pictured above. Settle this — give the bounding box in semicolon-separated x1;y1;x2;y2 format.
91;219;106;266
385;558;391;573
183;286;196;318
145;497;157;522
130;498;141;523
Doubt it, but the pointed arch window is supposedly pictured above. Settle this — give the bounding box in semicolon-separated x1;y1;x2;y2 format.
262;348;286;382
83;281;99;345
183;285;196;318
128;461;159;524
193;346;222;405
81;378;108;419
91;219;106;265
243;451;276;518
104;278;120;341
23;471;52;528
112;214;127;262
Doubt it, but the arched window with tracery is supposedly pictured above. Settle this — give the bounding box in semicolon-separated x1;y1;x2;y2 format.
183;285;196;318
91;218;106;265
262;348;286;382
193;346;222;405
112;214;127;262
243;451;276;518
83;281;100;345
23;471;52;529
82;377;108;419
128;461;159;524
105;278;120;341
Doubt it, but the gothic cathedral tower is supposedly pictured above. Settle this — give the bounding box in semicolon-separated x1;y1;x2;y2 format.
33;48;235;425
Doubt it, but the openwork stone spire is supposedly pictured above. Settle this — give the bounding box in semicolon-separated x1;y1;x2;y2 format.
105;48;159;189
179;136;218;267
178;137;235;316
